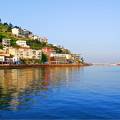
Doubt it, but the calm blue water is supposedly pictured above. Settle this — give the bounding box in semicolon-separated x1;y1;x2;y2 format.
0;66;120;119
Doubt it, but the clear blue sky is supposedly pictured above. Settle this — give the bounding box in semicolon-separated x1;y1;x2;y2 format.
0;0;120;63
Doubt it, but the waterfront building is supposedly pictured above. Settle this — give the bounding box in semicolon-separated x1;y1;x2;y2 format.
0;49;9;63
50;54;73;64
71;54;81;63
0;53;11;64
8;47;42;60
12;56;20;64
0;55;5;62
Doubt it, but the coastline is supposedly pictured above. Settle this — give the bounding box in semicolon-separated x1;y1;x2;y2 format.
0;63;90;69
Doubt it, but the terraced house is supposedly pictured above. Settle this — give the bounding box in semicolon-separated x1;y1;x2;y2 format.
8;47;42;62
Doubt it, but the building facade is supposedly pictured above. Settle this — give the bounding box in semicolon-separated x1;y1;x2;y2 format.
50;54;73;64
2;38;11;47
12;28;20;36
12;28;32;38
8;47;42;60
16;40;29;48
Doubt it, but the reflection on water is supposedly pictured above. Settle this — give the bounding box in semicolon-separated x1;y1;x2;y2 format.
1;66;120;119
0;67;83;111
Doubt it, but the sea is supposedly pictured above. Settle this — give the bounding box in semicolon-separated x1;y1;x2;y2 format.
0;66;120;119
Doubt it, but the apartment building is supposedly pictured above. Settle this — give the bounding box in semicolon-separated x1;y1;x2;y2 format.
8;47;42;60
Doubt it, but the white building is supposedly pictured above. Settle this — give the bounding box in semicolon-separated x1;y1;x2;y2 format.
12;28;20;36
8;47;42;60
2;38;11;47
16;40;29;48
33;35;40;40
40;37;48;43
22;29;32;37
32;35;48;43
50;53;72;64
0;56;5;62
12;56;20;63
50;54;72;59
12;28;32;38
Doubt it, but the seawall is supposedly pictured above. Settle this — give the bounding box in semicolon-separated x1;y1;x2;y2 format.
0;63;90;69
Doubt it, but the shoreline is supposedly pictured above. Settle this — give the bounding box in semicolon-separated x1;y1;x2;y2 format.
0;63;90;69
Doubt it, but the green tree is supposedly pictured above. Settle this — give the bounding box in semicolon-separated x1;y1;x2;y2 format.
81;57;84;63
9;23;13;28
40;52;48;63
8;23;13;32
10;39;17;46
0;34;5;40
0;45;3;49
26;39;47;50
3;22;8;26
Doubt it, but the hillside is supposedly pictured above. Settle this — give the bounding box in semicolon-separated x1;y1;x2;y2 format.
0;19;71;54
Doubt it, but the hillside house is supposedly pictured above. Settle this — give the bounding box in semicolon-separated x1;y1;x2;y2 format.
16;40;30;48
2;38;11;47
12;27;32;38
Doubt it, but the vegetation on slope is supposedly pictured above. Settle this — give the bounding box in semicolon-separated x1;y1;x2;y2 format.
0;18;71;54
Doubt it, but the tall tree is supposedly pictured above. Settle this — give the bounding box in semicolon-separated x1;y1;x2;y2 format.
9;23;13;28
0;18;1;24
41;53;48;63
3;22;8;26
8;23;13;32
